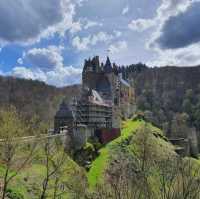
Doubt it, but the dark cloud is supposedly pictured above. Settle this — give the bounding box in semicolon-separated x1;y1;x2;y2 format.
0;0;64;43
156;1;200;49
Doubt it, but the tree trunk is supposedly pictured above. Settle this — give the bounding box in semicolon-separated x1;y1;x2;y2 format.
40;177;49;199
2;167;9;199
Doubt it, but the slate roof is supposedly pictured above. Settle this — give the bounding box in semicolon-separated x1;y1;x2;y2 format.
120;77;130;87
89;89;111;107
55;101;74;118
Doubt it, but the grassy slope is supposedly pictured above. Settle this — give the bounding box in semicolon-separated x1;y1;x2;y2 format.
0;150;84;199
87;120;143;187
87;119;176;188
1;119;198;197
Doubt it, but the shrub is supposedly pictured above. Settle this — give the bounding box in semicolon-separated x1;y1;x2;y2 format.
6;188;24;199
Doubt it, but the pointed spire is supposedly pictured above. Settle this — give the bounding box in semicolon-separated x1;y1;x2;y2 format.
83;59;88;72
91;56;100;72
106;56;111;67
104;56;113;73
83;58;93;72
113;63;119;75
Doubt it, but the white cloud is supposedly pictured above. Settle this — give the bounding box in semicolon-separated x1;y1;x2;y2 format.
142;0;200;66
128;18;156;32
156;0;191;20
46;66;82;86
90;32;114;45
17;58;23;65
11;65;82;87
10;46;82;87
72;36;90;51
109;41;128;54
72;31;120;51
12;65;81;87
69;21;82;34
148;0;194;45
128;0;191;33
12;67;47;82
122;6;129;15
147;43;200;67
24;46;64;70
40;2;83;39
84;20;103;29
114;31;122;37
146;0;192;49
76;0;88;6
0;0;82;45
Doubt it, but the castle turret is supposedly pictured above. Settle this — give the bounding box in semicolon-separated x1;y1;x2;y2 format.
104;57;113;73
91;56;100;72
83;58;93;73
54;101;74;133
113;63;119;75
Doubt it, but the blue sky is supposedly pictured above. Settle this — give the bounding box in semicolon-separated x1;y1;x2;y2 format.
0;0;200;87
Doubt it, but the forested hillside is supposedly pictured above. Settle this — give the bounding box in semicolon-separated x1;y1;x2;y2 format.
1;64;200;136
0;76;81;125
0;64;200;136
0;73;200;198
123;64;200;137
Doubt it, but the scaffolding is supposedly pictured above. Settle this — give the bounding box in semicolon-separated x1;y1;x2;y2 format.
72;97;112;129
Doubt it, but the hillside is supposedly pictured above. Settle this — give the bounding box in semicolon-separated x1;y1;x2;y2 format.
124;65;200;138
0;76;81;125
1;64;200;133
0;142;87;199
88;119;176;187
87;119;200;198
0;117;199;198
131;66;200;115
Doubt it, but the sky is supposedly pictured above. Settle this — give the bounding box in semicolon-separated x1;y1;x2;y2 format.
0;0;200;87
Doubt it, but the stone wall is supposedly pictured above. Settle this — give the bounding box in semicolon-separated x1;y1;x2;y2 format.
72;125;93;149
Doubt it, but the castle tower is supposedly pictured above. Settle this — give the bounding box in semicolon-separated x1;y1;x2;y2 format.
82;56;101;90
54;101;74;133
82;56;121;129
103;57;121;129
91;56;100;72
104;57;113;73
111;73;121;129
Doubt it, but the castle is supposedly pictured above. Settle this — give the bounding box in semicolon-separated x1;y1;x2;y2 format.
54;56;135;149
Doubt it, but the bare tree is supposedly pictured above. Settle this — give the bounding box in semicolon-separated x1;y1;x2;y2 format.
0;106;38;199
97;123;159;199
133;123;156;199
157;158;179;199
175;158;200;199
105;154;141;199
63;168;88;199
157;157;200;199
39;138;68;199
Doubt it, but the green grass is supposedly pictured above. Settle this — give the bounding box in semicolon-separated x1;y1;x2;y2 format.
87;119;177;188
87;119;144;188
87;148;109;187
0;147;85;199
0;119;177;197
